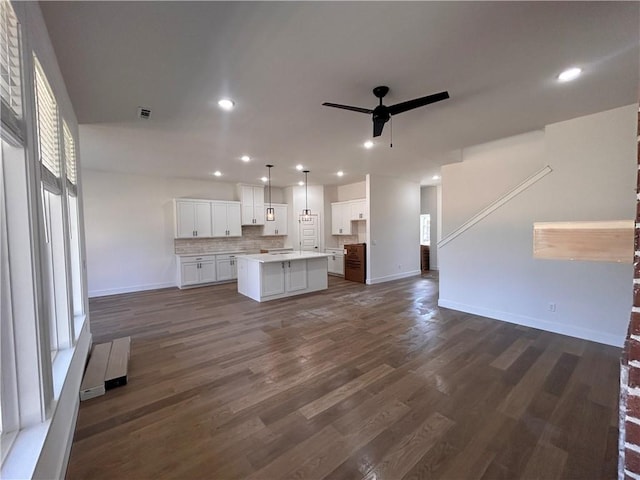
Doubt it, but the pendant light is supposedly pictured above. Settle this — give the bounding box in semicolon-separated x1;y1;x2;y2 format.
266;164;275;221
302;170;311;218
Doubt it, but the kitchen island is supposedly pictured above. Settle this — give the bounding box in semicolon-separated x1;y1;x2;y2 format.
236;251;331;302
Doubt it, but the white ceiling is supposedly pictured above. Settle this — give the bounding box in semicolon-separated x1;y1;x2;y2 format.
40;1;639;188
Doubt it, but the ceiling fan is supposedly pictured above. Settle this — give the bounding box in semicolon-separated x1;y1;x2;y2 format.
323;86;450;138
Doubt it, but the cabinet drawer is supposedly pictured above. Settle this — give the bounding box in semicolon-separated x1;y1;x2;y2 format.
179;255;215;265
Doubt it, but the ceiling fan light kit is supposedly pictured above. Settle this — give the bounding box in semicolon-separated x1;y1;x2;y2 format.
323;86;450;140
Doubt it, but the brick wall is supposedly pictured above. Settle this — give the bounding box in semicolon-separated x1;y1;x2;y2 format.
175;225;286;254
620;107;640;479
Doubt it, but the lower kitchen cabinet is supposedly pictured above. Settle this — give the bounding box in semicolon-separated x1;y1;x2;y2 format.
216;254;238;281
326;248;344;276
177;253;241;288
179;255;216;287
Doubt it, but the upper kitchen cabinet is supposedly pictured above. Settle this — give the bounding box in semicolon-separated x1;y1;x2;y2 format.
350;199;368;221
212;201;242;237
239;185;265;225
331;202;352;235
331;198;367;235
175;199;212;238
263;204;288;236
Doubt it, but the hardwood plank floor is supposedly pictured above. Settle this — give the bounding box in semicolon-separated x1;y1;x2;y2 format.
66;274;621;479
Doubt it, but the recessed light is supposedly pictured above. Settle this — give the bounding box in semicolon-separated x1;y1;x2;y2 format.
337;171;344;177
218;98;235;110
364;140;374;149
432;175;440;180
241;155;250;162
213;171;222;177
296;164;303;171
557;67;582;82
260;176;268;183
298;181;305;186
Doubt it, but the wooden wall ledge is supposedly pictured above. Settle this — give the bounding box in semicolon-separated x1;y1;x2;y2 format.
533;220;634;263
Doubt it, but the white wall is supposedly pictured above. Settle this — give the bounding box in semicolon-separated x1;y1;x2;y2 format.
82;170;287;296
420;186;439;269
367;174;421;284
442;131;545;236
337;181;365;201
439;104;637;346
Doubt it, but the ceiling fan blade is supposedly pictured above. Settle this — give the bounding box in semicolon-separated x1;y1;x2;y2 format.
322;102;373;115
373;118;385;137
387;91;450;116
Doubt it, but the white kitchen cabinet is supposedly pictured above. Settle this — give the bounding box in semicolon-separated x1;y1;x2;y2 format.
178;255;216;287
263;204;288;236
350;199;367;221
237;253;329;302
212;201;242;237
260;261;286;297
175;199;212;238
216;253;238;281
331;202;352;235
326;248;345;276
239;185;265;225
284;259;307;292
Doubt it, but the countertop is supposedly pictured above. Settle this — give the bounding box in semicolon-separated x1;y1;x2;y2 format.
176;250;253;257
236;251;331;263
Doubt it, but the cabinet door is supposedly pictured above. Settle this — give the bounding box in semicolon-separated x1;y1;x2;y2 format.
263;211;276;235
350;200;366;220
194;201;212;237
216;258;233;281
253;186;265;208
181;262;200;285
176;201;196;238
199;261;216;283
331;203;342;235
211;202;228;237
275;205;287;235
227;203;242;236
331;203;351;235
261;262;285;297
253;205;265;225
230;257;238;279
286;260;307;292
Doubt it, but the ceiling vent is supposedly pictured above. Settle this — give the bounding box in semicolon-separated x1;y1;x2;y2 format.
137;106;151;120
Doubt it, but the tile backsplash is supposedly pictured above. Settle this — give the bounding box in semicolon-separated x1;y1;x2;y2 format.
175;226;286;254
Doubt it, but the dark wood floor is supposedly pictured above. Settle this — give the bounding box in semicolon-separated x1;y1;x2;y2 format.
67;274;621;479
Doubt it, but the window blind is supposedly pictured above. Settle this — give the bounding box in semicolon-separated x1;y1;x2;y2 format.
34;56;61;191
0;0;23;143
63;120;76;191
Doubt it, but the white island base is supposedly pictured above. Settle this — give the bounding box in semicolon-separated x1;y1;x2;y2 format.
236;252;331;302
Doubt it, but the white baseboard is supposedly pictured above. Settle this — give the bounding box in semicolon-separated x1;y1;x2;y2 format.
437;298;624;347
89;281;176;298
367;270;421;285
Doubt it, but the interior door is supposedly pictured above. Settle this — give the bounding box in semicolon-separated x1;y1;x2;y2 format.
299;214;319;251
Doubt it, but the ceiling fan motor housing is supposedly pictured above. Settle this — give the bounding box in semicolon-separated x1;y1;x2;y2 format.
372;105;390;123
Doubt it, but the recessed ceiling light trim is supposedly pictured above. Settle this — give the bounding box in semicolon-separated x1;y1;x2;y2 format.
364;140;374;149
557;67;582;82
218;98;235;110
213;170;222;177
241;155;251;162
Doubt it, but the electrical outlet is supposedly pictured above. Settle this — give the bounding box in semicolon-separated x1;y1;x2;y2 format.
548;303;556;312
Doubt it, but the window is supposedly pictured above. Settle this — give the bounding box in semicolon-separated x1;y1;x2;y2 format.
1;1;88;473
34;54;74;354
420;214;431;246
0;0;22;143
